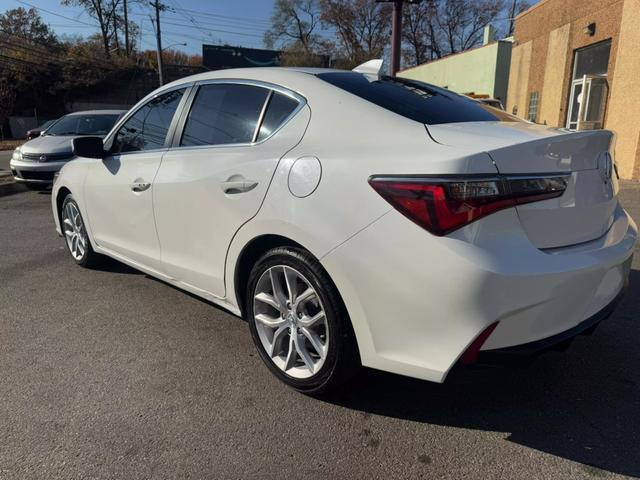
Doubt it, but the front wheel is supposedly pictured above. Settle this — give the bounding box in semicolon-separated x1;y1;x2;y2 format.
247;247;360;395
61;194;102;268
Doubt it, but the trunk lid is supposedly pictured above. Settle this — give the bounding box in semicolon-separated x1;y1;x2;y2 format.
427;122;618;249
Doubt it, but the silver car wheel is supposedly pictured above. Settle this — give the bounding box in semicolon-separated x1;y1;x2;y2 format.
253;265;329;379
62;202;87;261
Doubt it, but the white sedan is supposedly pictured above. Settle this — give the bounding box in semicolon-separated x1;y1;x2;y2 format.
51;66;637;394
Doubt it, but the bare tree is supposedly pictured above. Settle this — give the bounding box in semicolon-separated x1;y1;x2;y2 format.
0;7;60;46
506;0;530;36
265;0;322;54
61;0;121;57
436;0;504;54
320;0;392;68
402;0;442;65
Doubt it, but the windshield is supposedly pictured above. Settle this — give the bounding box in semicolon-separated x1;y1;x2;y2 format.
38;119;56;130
46;114;120;136
316;72;520;125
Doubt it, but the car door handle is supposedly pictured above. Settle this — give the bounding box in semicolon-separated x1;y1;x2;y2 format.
221;177;258;194
131;178;151;192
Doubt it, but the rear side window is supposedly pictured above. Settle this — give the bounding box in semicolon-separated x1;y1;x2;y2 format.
316;72;520;125
112;89;185;153
256;92;299;141
181;84;269;146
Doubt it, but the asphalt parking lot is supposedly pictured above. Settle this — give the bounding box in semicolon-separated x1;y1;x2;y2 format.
1;182;639;480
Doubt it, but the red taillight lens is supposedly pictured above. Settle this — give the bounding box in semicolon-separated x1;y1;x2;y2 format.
369;175;568;236
460;321;499;365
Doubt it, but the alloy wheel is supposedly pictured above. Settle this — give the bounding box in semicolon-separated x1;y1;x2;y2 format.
253;265;329;379
62;202;87;261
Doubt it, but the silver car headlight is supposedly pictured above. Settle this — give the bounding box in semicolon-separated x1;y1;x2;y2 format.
11;148;22;161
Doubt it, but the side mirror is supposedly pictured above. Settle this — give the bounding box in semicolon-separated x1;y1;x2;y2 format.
72;136;105;159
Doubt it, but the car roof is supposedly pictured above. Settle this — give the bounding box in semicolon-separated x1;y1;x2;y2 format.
160;67;350;90
65;110;127;116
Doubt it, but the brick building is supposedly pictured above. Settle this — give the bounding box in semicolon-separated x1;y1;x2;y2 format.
507;0;640;179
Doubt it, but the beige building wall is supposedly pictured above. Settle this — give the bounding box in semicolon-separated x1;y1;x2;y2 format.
506;0;639;179
397;41;513;103
606;0;640;179
505;41;531;117
538;24;571;127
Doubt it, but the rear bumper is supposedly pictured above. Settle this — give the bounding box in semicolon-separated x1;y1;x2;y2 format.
321;203;637;383
478;285;626;360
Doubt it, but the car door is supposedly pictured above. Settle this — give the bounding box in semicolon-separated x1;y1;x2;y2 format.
83;87;188;271
153;81;309;298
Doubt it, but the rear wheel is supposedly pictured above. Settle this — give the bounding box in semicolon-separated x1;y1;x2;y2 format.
247;247;360;395
61;194;101;268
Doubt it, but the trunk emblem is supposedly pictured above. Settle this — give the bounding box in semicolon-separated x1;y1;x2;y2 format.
598;152;613;184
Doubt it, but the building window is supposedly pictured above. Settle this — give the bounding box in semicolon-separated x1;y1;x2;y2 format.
527;91;539;122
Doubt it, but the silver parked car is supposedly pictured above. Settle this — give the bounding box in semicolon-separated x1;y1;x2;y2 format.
10;110;125;190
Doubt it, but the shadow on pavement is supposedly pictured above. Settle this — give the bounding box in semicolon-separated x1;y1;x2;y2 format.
93;256;144;275
326;268;640;478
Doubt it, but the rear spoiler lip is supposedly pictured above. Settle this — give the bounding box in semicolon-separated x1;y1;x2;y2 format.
424;122;614;173
425;121;614;146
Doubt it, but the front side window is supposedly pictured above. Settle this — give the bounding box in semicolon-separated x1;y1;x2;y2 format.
181;84;270;147
112;89;185;153
317;72;521;125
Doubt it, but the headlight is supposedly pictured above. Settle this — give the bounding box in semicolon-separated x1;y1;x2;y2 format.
11;149;22;161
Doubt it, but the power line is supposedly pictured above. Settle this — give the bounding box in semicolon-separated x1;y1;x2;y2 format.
16;0;96;27
166;0;212;39
172;7;272;26
0;33;133;72
128;13;269;37
160;20;265;38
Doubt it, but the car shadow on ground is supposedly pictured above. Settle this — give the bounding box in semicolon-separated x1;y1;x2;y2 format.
325;269;640;478
100;256;247;318
92;256;144;275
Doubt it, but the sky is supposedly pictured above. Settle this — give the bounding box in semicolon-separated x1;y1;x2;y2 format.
1;0;541;59
0;0;278;55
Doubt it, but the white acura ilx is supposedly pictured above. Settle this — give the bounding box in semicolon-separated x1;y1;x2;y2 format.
51;66;637;394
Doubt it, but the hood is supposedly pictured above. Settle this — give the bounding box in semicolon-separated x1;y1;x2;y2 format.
20;135;76;155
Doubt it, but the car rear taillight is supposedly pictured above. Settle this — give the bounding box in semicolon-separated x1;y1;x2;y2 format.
460;322;499;365
369;174;569;236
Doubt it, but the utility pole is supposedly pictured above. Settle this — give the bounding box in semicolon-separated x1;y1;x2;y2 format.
151;0;165;86
123;0;129;56
378;0;423;76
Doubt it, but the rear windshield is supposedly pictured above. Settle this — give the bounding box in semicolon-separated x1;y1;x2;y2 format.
316;72;520;125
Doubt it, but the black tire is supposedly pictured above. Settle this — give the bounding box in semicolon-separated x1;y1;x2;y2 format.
246;246;360;395
61;194;102;268
25;183;50;191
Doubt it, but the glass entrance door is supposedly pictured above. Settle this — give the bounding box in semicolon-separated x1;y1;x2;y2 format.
566;75;609;130
566;80;583;130
566;40;611;131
